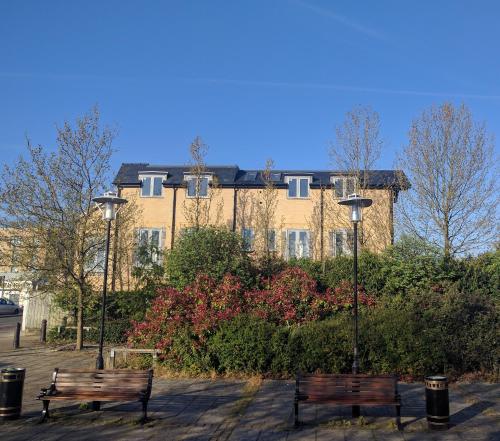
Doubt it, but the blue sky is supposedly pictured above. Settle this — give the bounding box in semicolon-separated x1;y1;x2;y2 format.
1;0;499;176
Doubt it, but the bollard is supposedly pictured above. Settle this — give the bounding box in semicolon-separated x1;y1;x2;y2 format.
40;319;47;343
13;323;21;349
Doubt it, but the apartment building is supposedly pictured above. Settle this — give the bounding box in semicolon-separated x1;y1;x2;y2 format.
114;164;409;261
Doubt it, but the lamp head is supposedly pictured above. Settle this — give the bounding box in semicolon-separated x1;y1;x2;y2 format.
338;193;373;223
92;191;128;221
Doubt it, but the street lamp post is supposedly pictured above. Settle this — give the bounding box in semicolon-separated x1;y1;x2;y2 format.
338;193;372;417
92;191;127;370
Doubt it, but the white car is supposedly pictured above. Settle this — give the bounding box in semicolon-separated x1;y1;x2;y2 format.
0;298;22;315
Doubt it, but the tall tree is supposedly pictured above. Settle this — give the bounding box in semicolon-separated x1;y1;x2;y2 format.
183;136;224;229
329;106;391;248
398;102;498;257
329;105;382;192
254;159;279;260
0;106;114;350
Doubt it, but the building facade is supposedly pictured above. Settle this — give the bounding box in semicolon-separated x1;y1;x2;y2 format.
113;164;409;263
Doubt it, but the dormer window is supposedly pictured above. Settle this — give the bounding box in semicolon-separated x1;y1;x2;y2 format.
185;175;211;198
139;173;166;197
331;176;356;198
285;176;311;198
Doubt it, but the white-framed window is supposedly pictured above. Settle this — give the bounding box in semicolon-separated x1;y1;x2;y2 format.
242;228;254;251
139;174;166;197
329;229;355;257
331;176;356;199
285;176;311;198
185;175;211;198
287;229;310;258
137;228;164;263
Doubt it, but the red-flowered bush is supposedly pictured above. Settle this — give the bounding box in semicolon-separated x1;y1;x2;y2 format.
246;268;375;325
128;267;375;351
128;273;245;350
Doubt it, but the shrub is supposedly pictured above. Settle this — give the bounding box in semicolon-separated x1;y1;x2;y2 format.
105;290;154;322
208;315;277;373
361;288;499;376
164;227;255;289
128;273;246;352
48;319;131;344
280;315;353;374
246;268;374;325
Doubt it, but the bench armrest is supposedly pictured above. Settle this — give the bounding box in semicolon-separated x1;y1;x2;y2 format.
38;384;56;399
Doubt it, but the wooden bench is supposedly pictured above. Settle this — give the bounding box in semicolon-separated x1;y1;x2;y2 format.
36;368;153;423
295;373;401;428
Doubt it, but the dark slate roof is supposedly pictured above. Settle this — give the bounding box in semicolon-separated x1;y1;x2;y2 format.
113;163;410;191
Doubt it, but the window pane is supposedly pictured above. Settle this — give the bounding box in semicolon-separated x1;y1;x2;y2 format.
288;178;297;197
242;228;253;251
199;177;208;196
141;177;151;196
299;231;309;257
187;179;196;197
334;179;343;198
151;230;160;248
335;232;343;256
346;178;355;196
267;230;276;251
299;179;309;198
288;231;296;257
139;230;149;246
346;230;354;254
153;177;163;196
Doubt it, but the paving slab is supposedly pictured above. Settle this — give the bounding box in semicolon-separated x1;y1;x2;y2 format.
1;346;499;440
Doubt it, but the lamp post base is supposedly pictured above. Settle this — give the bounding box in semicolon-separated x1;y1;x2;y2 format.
352;355;360;417
96;354;104;370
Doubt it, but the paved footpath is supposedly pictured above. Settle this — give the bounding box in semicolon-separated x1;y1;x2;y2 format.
1;344;499;440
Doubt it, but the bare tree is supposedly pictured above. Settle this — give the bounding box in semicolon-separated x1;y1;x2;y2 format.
110;195;142;292
253;159;279;260
307;183;335;262
398;102;498;257
0;106;114;350
183;136;224;229
330;105;382;192
329;106;392;248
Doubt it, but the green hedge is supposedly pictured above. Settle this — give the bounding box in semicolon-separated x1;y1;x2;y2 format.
48;319;132;344
154;287;498;378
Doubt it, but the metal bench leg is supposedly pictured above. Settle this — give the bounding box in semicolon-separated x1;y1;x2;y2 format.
39;400;50;423
396;405;402;431
141;400;148;424
294;400;299;427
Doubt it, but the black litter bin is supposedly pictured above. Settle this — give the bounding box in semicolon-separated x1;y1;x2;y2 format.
0;368;26;420
425;375;449;430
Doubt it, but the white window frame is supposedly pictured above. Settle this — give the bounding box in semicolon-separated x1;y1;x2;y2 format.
286;229;310;259
139;173;167;198
137;227;164;264
331;176;356;199
330;229;355;257
184;174;212;199
285;176;311;199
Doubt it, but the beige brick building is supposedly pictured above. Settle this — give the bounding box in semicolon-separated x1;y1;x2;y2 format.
114;164;409;261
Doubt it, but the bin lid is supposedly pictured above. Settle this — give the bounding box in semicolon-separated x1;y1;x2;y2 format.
425;375;447;381
1;368;26;373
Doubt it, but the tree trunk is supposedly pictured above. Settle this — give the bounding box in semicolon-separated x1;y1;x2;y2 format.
75;289;84;351
443;216;451;260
